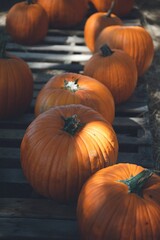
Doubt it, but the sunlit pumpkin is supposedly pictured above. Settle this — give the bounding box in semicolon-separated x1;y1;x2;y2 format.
84;44;138;104
6;0;48;45
35;72;115;124
95;25;154;76
37;0;88;28
77;163;160;240
21;104;119;203
0;34;33;119
84;1;123;52
90;0;135;17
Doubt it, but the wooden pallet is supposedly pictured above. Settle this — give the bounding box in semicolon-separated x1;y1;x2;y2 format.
0;8;155;239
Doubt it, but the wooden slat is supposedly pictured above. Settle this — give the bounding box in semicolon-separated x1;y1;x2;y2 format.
0;198;76;220
7;43;90;53
8;51;91;62
0;218;79;240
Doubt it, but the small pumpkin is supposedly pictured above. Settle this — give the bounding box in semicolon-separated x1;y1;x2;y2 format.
20;104;119;203
77;163;160;240
35;72;115;124
95;25;154;76
6;0;48;45
37;0;88;29
84;1;123;52
84;44;138;104
90;0;135;17
0;34;33;119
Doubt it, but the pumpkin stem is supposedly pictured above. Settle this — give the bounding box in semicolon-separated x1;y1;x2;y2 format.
106;0;115;17
0;29;8;58
100;44;114;57
62;114;84;136
64;79;80;92
118;169;153;197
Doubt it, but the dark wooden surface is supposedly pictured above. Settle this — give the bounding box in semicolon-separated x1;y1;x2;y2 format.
0;6;156;240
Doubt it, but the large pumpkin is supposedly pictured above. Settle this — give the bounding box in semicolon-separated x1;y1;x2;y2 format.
35;72;115;124
6;0;48;45
37;0;88;28
90;0;135;17
20;104;119;203
84;2;123;52
84;44;138;104
0;37;33;119
95;25;154;76
77;163;160;240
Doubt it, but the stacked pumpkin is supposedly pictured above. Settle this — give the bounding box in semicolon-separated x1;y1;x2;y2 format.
84;0;154;104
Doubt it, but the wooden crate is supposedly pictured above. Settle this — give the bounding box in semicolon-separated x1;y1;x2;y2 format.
0;8;155;239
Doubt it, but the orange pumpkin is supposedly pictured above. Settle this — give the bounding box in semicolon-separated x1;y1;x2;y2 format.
0;36;33;119
95;25;154;76
84;44;138;104
37;0;88;28
21;104;119;203
35;72;115;124
84;1;123;52
90;0;135;17
77;163;160;240
6;0;48;45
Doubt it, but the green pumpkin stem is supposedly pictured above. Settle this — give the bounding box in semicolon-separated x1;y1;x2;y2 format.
118;169;153;197
100;44;113;57
106;0;115;17
62;114;84;136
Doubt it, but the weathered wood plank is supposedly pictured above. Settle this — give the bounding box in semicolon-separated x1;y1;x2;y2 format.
8;51;91;62
0;198;76;220
7;43;90;53
0;218;79;240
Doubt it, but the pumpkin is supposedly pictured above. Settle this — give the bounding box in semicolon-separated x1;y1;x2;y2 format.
6;0;48;45
95;25;154;76
84;1;123;52
84;44;138;104
90;0;135;17
77;163;160;240
0;34;33;119
20;104;119;203
37;0;88;29
35;72;115;124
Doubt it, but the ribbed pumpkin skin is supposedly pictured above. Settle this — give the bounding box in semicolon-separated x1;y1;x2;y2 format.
77;163;160;240
0;55;33;119
95;25;154;76
20;104;119;203
6;1;48;45
90;0;135;17
84;12;123;52
35;72;115;124
37;0;88;28
84;47;138;104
